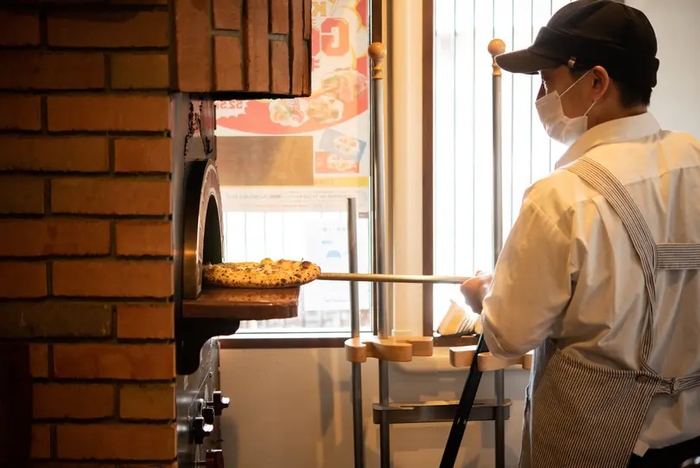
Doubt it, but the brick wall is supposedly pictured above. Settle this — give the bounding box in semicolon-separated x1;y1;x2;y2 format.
0;3;176;466
177;0;312;95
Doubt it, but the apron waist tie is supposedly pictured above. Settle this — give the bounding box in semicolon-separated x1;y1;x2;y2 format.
657;374;700;395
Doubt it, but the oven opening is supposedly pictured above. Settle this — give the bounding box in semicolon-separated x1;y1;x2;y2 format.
202;195;223;267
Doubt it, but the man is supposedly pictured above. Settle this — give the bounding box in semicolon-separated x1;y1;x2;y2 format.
438;1;700;467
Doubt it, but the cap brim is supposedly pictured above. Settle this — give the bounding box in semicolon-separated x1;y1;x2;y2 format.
495;49;561;75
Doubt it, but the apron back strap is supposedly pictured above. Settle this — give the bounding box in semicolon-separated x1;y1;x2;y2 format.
657;244;700;270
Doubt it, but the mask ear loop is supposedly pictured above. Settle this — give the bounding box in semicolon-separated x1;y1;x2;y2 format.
583;99;598;117
561;68;598;116
560;69;592;97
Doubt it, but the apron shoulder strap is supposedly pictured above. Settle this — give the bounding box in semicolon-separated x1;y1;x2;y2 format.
566;157;657;288
566;157;658;367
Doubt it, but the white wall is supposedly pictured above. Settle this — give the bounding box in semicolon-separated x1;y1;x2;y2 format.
220;348;529;468
627;0;700;137
220;2;700;467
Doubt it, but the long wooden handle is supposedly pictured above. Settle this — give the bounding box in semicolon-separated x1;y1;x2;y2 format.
318;273;469;284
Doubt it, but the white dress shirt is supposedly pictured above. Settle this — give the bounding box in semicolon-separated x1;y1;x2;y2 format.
481;112;700;450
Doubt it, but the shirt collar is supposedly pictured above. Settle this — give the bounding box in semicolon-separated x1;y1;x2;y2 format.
554;112;662;169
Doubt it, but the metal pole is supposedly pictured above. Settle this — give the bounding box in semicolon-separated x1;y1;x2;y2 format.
348;198;365;468
368;42;391;468
489;38;507;468
439;38;509;468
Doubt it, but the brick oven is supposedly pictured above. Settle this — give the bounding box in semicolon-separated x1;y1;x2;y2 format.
0;1;311;467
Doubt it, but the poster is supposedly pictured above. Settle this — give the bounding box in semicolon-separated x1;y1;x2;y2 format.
215;0;371;213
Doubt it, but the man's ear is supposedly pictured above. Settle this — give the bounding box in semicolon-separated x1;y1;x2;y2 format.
590;65;610;101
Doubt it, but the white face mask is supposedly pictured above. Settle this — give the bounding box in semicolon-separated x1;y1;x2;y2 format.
535;70;598;146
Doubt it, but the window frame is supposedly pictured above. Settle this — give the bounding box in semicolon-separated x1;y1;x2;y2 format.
422;0;581;344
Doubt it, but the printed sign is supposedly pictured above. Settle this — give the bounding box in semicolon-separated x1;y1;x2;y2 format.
216;0;371;212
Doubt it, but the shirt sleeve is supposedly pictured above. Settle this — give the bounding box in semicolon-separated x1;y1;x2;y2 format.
480;196;573;359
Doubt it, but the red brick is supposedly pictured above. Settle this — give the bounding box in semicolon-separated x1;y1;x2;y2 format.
110;0;168;4
245;0;270;92
27;462;111;468
0;302;112;338
270;0;289;34
33;384;114;419
30;344;49;378
302;43;310;94
0;52;104;90
31;424;51;459
129;463;177;468
271;39;291;95
175;0;211;91
47;94;170;131
114;138;171;173
53;344;175;380
214;35;243;91
303;0;311;40
57;423;176;460
39;464;176;468
51;178;171;215
0;95;42;130
116;303;174;339
0;219;110;257
53;260;173;297
0;136;109;173
212;0;241;30
0;262;47;298
291;0;306;95
111;53;170;89
115;221;172;257
120;384;175;420
0;177;44;214
0;11;40;46
48;11;169;48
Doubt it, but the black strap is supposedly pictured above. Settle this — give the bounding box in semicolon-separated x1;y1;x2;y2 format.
439;335;489;467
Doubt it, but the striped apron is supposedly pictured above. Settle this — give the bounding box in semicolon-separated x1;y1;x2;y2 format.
519;156;700;468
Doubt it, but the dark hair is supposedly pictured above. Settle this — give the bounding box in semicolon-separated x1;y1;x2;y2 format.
570;68;652;108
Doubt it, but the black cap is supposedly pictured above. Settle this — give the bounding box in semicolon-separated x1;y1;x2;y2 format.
495;0;659;88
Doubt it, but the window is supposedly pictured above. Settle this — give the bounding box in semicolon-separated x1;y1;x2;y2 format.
430;0;573;327
215;1;373;334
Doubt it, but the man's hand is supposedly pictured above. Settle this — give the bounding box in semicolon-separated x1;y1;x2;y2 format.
460;271;493;313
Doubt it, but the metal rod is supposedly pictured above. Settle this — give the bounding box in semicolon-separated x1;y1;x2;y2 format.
489;38;507;468
348;198;365;468
378;362;390;468
369;42;391;468
370;43;390;341
318;273;470;284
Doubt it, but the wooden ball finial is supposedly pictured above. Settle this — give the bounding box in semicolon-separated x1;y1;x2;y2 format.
488;38;506;58
368;42;387;80
488;38;506;76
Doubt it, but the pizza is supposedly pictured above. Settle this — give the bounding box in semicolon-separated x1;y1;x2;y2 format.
202;258;322;289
